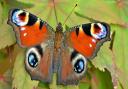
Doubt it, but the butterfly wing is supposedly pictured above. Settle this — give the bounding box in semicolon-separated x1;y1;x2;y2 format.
8;9;54;47
8;9;55;83
58;22;110;85
66;22;110;59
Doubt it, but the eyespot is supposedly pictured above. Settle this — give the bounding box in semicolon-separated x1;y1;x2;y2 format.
91;23;107;39
28;52;38;68
26;48;41;68
12;10;29;26
72;53;87;75
74;59;84;73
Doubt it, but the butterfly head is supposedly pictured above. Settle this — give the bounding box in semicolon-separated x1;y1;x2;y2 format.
56;22;63;32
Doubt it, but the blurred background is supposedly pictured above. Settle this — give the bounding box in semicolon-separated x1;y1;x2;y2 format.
0;0;128;89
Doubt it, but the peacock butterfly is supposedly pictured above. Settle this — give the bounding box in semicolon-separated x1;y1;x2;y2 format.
7;8;110;85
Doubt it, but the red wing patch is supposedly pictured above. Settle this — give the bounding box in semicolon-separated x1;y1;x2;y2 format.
19;23;48;47
70;27;98;58
68;23;110;58
8;9;53;47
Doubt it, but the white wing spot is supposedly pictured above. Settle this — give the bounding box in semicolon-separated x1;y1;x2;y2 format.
21;27;26;31
92;39;96;43
23;33;27;36
89;44;92;48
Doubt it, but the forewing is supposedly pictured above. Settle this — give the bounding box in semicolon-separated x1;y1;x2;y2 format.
8;8;54;47
66;22;110;59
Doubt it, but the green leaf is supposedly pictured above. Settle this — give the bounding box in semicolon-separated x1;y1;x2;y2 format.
79;83;90;89
74;0;128;29
0;50;7;61
0;81;11;89
115;26;128;87
12;50;39;89
0;69;12;89
0;1;16;49
0;2;2;24
0;23;16;49
38;82;49;89
90;68;113;89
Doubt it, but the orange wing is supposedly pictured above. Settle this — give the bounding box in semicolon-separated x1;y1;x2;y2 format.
8;9;54;47
66;22;110;59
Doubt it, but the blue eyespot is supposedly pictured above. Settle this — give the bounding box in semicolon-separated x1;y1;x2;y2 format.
28;53;38;68
92;23;107;39
97;25;107;39
74;59;84;73
12;10;27;26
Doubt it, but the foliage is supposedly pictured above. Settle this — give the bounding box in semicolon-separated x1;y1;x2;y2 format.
0;0;128;89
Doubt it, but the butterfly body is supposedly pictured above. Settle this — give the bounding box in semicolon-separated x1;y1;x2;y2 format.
54;22;64;51
8;9;110;85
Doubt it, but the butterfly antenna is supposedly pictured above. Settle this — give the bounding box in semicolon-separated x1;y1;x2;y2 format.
63;3;77;25
52;0;58;24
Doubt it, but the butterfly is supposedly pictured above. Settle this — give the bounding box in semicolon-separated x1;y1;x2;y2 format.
7;8;110;85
